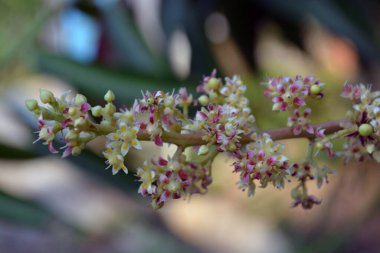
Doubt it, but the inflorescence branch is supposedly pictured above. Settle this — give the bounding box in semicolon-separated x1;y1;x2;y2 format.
25;71;380;209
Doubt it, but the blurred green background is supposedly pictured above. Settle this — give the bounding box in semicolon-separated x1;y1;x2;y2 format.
1;0;380;252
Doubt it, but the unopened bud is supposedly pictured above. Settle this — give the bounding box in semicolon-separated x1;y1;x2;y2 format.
91;106;103;117
315;142;324;150
208;77;219;90
198;95;209;106
74;94;87;105
65;131;78;141
74;118;86;128
358;123;373;137
68;107;78;116
71;146;82;156
104;103;116;115
25;99;39;111
52;123;62;133
310;85;321;95
39;89;55;104
104;90;115;103
227;143;236;152
198;145;209;156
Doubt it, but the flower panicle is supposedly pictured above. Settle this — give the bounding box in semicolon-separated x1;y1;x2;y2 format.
25;71;380;210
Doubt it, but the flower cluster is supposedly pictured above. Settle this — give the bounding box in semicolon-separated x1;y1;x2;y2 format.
233;133;288;196
26;71;380;210
264;75;325;136
26;89;95;157
136;155;212;209
187;71;255;154
341;83;380;163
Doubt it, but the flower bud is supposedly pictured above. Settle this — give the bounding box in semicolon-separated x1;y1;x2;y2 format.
198;95;209;106
310;85;321;95
104;103;116;115
74;94;87;105
358;123;373;137
25;99;39;111
68;107;78;117
164;96;174;107
71;146;82;156
104;90;115;103
39;89;55;104
227;143;236;152
315;142;324;150
208;77;219;90
52;123;62;133
74;118;86;128
91;106;103;117
65;131;78;141
198;145;209;156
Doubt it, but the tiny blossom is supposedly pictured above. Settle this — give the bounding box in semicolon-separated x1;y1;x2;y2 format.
314;128;334;157
197;69;221;95
287;108;314;135
233;133;289;195
341;82;363;100
338;82;380;163
291;194;321;209
136;155;211;209
103;147;128;175
106;124;142;156
29;90;96;157
264;75;324;112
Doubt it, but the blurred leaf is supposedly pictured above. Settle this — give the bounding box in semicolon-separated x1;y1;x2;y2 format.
33;51;182;104
0;143;41;160
254;0;380;62
68;149;142;200
161;0;217;77
0;189;54;227
99;1;170;76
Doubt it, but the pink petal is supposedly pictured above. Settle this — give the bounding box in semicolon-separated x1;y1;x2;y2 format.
293;97;305;107
38;116;44;129
158;157;168;166
290;83;300;93
139;122;147;131
195;111;208;121
272;96;283;103
266;156;276;166
303;108;312;117
276;84;286;94
161;114;170;125
280;102;288;111
257;150;265;161
62;147;73;158
246;162;255;172
305;124;314;134
154;135;163;146
80;102;91;112
61;119;71;128
48;142;58;154
159;190;171;203
178;169;188;180
149;112;155;124
247;150;254;159
241;172;250;184
293;125;303;135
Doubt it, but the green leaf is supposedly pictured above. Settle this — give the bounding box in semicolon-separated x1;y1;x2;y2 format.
0;189;54;227
99;1;170;76
0;143;41;160
33;51;181;104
